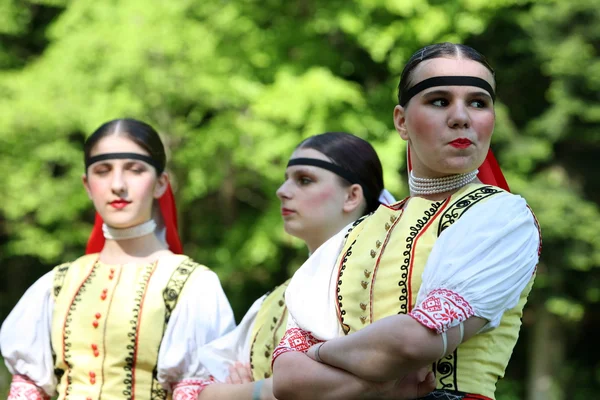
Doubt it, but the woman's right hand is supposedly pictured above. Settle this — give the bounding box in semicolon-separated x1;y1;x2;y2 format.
365;367;436;400
225;362;253;384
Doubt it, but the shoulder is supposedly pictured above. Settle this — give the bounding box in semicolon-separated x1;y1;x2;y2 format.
264;278;292;298
175;255;211;273
444;185;536;228
439;188;541;254
162;256;219;293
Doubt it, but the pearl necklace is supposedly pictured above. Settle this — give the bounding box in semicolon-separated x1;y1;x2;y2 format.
409;169;478;195
102;219;157;240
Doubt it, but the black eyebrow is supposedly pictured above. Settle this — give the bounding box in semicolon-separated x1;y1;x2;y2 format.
90;159;148;168
289;167;316;175
421;89;493;100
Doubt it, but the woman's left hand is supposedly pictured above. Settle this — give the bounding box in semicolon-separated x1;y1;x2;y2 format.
225;362;253;384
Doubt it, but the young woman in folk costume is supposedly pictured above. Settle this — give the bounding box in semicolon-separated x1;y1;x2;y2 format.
0;118;235;400
272;43;542;400
192;132;435;399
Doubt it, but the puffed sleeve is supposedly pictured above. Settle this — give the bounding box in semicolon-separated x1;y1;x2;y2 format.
409;192;541;334
195;295;265;382
157;269;235;398
1;271;56;398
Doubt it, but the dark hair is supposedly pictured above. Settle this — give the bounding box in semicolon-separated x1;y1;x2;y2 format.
84;118;166;173
296;132;384;214
397;42;495;105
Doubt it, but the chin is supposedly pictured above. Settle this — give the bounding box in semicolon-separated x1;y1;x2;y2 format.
442;158;481;174
103;217;144;229
283;224;307;242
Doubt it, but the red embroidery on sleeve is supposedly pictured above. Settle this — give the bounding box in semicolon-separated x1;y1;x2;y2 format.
271;327;322;367
8;375;50;400
409;289;474;333
172;377;215;400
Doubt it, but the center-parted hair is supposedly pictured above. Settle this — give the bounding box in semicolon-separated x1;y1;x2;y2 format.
84;118;166;174
296;132;385;214
397;42;496;106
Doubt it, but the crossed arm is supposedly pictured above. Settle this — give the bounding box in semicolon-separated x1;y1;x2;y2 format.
200;350;434;400
272;314;486;399
272;350;435;400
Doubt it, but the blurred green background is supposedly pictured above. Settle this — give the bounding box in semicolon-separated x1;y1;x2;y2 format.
0;0;599;398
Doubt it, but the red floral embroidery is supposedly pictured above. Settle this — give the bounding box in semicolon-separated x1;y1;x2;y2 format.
409;289;474;334
271;327;322;367
8;375;50;400
172;377;214;399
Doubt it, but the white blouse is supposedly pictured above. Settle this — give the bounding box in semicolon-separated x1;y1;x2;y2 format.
195;296;265;382
283;192;541;341
0;267;235;396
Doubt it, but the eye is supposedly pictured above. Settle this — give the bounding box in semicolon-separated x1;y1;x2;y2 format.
298;176;313;185
91;166;110;175
430;98;449;107
127;163;147;174
470;99;488;108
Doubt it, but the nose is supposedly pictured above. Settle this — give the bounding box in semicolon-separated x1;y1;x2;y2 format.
447;102;471;129
276;180;292;200
111;169;127;195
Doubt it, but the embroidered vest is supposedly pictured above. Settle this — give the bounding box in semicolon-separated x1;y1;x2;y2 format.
249;281;290;380
51;254;208;400
336;184;535;399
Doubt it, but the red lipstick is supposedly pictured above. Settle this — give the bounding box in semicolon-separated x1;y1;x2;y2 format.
110;199;130;209
281;207;295;216
449;138;472;149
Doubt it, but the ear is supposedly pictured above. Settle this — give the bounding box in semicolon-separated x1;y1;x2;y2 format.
393;105;409;141
154;172;169;198
82;174;93;199
342;184;364;214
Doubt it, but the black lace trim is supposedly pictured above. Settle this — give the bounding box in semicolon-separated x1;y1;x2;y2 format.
435;349;459;391
336;214;370;334
438;186;502;236
149;258;200;400
398;200;445;314
53;262;72;299
123;264;155;398
63;266;97;400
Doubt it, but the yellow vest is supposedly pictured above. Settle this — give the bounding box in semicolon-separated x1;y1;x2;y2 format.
51;254;208;400
336;184;535;399
249;280;290;381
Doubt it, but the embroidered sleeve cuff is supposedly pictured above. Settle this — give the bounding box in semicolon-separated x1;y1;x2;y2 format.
271;327;322;368
172;377;215;400
8;375;50;400
409;289;474;334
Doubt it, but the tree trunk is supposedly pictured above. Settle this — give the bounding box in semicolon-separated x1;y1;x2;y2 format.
526;303;564;400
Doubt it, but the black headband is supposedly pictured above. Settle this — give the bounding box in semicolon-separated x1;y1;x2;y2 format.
287;158;361;185
399;76;496;106
287;157;375;211
85;152;164;173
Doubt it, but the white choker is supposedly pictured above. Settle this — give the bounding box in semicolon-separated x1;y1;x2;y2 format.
409;169;478;195
102;219;157;240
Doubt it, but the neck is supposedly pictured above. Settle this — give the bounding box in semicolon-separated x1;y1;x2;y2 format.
410;177;482;201
305;235;326;256
100;235;169;264
409;169;479;199
305;213;362;254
